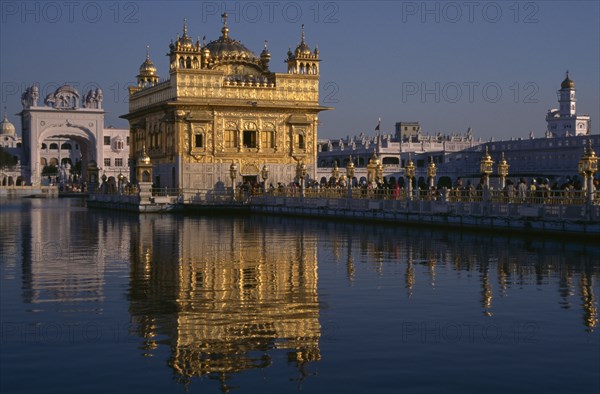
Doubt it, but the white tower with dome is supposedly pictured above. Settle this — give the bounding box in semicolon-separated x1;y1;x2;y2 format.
546;71;591;137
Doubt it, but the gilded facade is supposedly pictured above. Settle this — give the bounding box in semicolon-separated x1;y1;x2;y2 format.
123;14;330;193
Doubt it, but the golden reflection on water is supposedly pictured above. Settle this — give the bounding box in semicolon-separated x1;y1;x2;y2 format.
128;215;321;384
1;199;598;389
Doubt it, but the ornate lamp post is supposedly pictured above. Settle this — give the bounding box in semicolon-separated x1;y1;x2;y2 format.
497;152;509;189
367;150;377;185
405;154;416;200
118;171;125;194
296;161;307;198
376;160;384;184
261;164;269;194
427;156;437;189
86;160;99;193
331;161;340;186
346;155;355;198
480;146;494;188
101;172;107;194
580;140;598;202
229;161;237;200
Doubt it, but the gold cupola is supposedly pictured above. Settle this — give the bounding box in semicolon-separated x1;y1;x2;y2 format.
561;70;575;89
260;40;271;69
286;24;320;75
0;109;16;136
137;46;159;87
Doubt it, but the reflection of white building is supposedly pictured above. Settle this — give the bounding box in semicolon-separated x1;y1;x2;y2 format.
6;84;131;186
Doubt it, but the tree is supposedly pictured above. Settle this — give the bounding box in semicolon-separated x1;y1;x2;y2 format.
0;147;18;168
42;165;58;175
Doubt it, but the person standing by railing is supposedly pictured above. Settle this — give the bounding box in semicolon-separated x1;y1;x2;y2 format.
505;179;516;203
518;178;527;202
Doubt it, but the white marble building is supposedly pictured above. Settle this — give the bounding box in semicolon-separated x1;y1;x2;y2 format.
316;72;597;188
14;84;130;186
545;71;591;137
1;85;129;187
439;73;597;186
316;123;482;185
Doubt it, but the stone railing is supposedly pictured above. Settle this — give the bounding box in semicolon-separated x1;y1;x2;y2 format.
251;192;600;233
256;187;598;206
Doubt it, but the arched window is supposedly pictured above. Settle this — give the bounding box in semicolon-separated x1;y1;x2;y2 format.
41;143;47;149
243;130;257;148
297;133;305;149
195;134;203;148
61;143;72;150
49;143;58;150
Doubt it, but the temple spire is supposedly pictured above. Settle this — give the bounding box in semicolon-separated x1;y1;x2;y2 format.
182;18;188;37
221;12;229;39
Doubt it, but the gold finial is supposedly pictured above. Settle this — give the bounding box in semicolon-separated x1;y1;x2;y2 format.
221;12;229;39
183;18;188;36
588;139;596;157
301;23;305;44
145;45;150;60
264;40;268;50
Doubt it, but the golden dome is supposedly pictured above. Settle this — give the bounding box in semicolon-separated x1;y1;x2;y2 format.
178;18;194;49
139;46;157;76
205;13;258;61
0;112;16;136
260;41;271;60
561;71;575;89
295;24;312;56
138;145;151;164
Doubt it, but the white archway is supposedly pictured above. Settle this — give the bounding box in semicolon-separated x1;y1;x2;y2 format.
32;126;99;187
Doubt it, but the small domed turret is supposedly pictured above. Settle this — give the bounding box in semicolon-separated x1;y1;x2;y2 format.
137;46;159;87
260;40;271;69
561;70;575;89
295;24;312;55
286;25;320;75
0;111;16;136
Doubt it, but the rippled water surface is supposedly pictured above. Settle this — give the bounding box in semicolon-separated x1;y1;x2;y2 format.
0;198;598;393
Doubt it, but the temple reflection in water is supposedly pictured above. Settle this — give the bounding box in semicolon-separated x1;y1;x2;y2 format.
1;199;597;391
127;214;321;385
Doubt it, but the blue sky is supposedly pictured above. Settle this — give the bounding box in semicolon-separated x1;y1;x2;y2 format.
1;1;598;141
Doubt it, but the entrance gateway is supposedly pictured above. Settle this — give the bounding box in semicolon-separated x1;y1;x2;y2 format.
19;84;129;186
